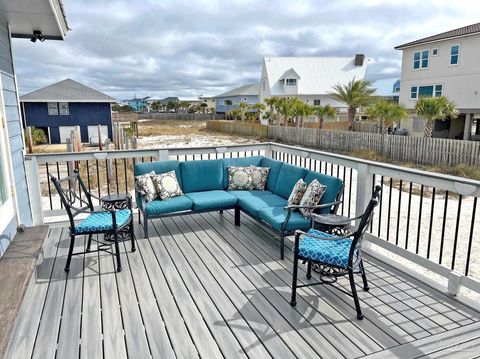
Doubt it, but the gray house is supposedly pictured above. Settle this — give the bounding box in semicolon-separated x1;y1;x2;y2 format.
0;1;68;257
214;83;260;114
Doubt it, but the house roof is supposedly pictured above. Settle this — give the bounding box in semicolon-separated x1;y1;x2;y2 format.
214;83;260;98
20;79;116;103
263;56;367;96
371;77;400;96
395;23;480;50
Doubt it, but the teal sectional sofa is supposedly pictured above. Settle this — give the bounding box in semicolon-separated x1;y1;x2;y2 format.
134;156;343;258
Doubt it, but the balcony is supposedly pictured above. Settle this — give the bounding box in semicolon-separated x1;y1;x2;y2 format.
4;142;480;358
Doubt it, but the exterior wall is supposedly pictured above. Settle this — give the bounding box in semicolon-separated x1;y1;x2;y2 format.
126;99;148;112
0;18;33;257
215;95;259;113
23;102;113;143
398;34;480;112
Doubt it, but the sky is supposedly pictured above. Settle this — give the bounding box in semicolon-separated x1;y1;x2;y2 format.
11;0;480;101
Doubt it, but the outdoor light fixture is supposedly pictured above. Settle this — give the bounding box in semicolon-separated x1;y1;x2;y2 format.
30;30;45;42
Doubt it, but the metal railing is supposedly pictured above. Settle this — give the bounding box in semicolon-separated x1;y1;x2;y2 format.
25;142;480;296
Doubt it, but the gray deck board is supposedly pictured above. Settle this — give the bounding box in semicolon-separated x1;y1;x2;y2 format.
6;211;480;359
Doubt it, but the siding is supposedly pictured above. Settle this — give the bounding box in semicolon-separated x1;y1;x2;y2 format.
23;102;113;143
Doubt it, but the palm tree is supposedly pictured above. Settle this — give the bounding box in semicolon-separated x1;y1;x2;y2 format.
238;102;250;123
265;97;280;124
224;100;233;120
415;96;459;138
276;97;294;126
314;104;336;129
251;102;266;122
291;98;314;128
329;78;375;131
200;102;208;113
366;100;408;134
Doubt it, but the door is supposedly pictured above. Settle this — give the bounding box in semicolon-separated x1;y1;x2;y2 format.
87;125;108;142
58;126;77;143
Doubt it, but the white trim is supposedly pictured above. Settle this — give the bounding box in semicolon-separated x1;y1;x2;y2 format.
48;0;68;39
21;99;115;103
449;43;460;67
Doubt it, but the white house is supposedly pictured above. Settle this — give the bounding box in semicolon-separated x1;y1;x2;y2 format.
396;23;480;140
259;55;368;123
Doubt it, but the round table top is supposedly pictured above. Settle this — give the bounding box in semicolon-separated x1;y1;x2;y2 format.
312;213;352;226
100;193;131;202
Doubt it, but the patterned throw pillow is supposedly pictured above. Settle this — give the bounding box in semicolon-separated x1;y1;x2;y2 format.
227;166;254;190
135;171;158;202
288;178;307;205
152;171;183;200
250;166;270;190
299;179;327;217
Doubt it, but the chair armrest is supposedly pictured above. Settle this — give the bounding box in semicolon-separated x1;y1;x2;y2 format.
284;200;342;211
134;181;147;196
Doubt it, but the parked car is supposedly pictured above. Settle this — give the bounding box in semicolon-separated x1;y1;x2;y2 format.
89;134;108;146
393;128;408;136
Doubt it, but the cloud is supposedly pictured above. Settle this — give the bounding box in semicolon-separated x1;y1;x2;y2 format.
11;0;480;100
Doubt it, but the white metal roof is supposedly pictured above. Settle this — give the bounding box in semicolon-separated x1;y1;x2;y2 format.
263;56;367;96
214;83;260;98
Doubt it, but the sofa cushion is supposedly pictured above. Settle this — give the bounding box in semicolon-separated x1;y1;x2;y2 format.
222;156;263;188
261;157;283;191
258;207;311;231
238;194;287;217
304;171;343;214
228;190;273;200
145;196;193;216
273;163;308;199
180;159;223;193
185;190;238;211
134;160;182;184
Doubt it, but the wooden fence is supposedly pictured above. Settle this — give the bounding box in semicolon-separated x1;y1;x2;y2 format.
206;120;268;138
139;113;223;121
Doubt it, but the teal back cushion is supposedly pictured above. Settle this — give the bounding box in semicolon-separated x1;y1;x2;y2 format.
222;156;263;188
273;163;308;199
134;160;182;183
304;171;343;213
261;157;284;192
180;159;224;193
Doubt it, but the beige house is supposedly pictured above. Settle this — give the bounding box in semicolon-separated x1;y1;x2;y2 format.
199;95;215;111
396;23;480;140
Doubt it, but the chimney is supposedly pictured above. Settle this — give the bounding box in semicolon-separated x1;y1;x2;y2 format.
354;54;365;66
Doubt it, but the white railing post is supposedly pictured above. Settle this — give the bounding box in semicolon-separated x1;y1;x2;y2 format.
448;271;464;295
265;143;273;158
24;156;44;225
158;149;169;160
355;163;373;219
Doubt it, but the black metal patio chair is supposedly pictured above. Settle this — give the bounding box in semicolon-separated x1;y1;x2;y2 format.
290;185;381;320
50;170;135;272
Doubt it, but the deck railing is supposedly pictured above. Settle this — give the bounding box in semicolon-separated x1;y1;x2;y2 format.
25;142;480;296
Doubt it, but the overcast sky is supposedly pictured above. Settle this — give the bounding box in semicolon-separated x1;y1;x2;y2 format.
11;0;480;100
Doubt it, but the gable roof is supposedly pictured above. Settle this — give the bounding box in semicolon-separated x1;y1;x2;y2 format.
214;83;260;98
280;68;301;80
20;79;116;103
263;56;367;96
395;23;480;50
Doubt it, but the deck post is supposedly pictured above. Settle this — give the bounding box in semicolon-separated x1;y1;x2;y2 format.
355;163;373;221
447;270;464;295
24;156;44;225
158;149;169;161
265;143;273;158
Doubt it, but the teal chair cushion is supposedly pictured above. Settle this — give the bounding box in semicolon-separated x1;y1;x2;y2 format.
261;158;284;192
185;190;238;211
222;156;263;188
273;163;308;199
257;207;311;231
238;194;287;217
180;160;223;193
145;196;193;216
299;229;353;268
228;190;273;200
76;209;131;234
304;171;343;214
134;160;182;184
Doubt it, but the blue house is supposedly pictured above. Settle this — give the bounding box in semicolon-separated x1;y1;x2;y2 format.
214;83;260;114
123;96;150;112
0;0;68;257
21;79;116;144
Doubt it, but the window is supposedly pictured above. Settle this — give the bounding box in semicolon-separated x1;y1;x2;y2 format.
450;45;459;65
435;85;443;97
280;79;285;85
432;48;438;56
59;102;69;115
413;50;429;69
394;85;400;92
410;86;418;99
421;50;429;68
286;78;297;86
47;102;58;115
413;52;420;69
418;85;434;97
313;99;321;106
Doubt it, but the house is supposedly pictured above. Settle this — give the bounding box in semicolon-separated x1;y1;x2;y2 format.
20;79;116;144
0;0;68;257
396;23;480;139
371;78;400;102
199;95;216;111
124;96;150;112
214;83;260;114
259;55;368;122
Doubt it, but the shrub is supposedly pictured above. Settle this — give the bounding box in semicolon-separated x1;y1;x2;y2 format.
30;127;47;145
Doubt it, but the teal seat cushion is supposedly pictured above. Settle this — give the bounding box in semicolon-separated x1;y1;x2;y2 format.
145;196;193;216
273;163;308;199
76;209;131;234
238;194;287;217
185;190;238;211
304;171;343;214
261;158;284;192
257;207;311;231
134;160;182;183
222;156;264;188
299;230;353;268
228;190;273;200
180;160;223;193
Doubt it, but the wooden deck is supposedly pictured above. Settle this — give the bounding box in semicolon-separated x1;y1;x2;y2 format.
5;210;480;359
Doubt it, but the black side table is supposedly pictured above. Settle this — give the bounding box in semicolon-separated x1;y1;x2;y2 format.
101;193;133;241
